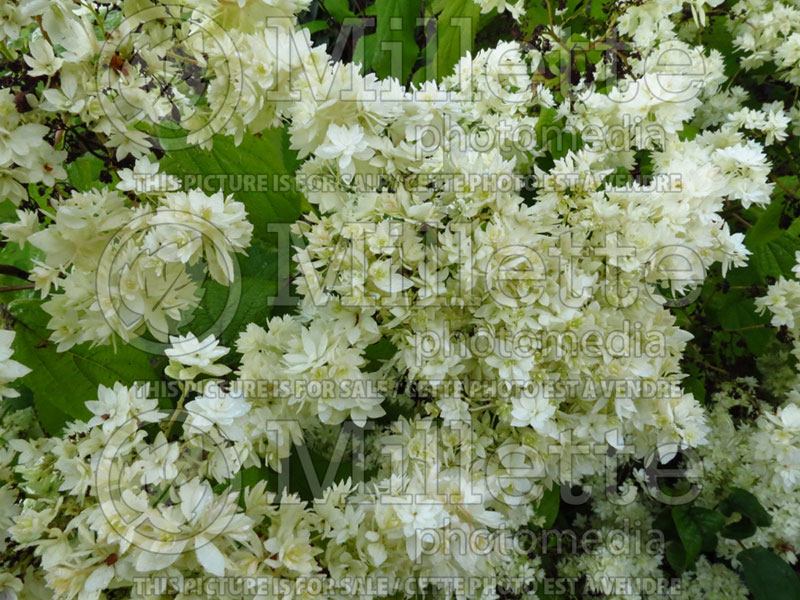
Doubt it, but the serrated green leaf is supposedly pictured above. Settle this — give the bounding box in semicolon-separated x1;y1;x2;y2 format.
66;154;106;192
413;0;481;84
365;0;421;82
159;128;304;242
9;298;159;435
749;232;800;280
180;237;278;348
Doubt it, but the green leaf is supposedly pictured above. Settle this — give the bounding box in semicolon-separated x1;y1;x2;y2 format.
589;0;609;19
159;128;304;242
323;0;356;22
746;198;784;246
738;548;800;600
683;363;706;404
520;0;551;36
719;488;773;527
65;153;109;192
26;183;53;211
9;299;159;435
721;518;757;540
180;237;279;348
665;540;687;574
66;153;106;192
672;507;702;569
82;130;300;351
284;442;353;501
535;107;561;146
718;488;772;540
413;0;481;84
356;0;421;83
536;484;560;529
677;123;699;141
654;507;678;539
0;198;18;224
364;337;398;372
237;465;278;496
299;19;330;34
691;507;727;552
748;230;800;280
691;507;727;533
708;291;772;354
704;16;739;72
0;233;42;296
565;0;586;13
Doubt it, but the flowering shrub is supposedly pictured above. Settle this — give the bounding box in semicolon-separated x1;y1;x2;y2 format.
0;0;800;599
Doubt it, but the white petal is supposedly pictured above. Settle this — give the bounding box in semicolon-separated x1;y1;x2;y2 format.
195;538;226;576
84;565;114;592
135;549;180;572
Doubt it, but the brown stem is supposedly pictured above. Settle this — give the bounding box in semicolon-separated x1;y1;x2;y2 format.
0;264;30;281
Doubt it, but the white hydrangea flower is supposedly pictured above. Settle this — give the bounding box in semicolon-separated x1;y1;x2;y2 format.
0;331;30;400
164;334;232;380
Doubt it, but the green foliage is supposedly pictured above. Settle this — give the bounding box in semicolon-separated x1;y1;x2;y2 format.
2;2;800;594
654;486;797;588
660;505;728;573
323;0;357;22
671;507;703;571
412;0;483;83
536;484;561;529
738;548;800;600
8;298;160;435
520;0;551;34
65;154;107;192
159;127;305;241
718;487;773;540
299;19;330;34
354;0;421;83
284;441;355;501
156;128;304;344
180;237;280;349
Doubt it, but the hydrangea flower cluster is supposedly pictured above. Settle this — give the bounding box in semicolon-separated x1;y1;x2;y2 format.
756;250;800;361
0;0;799;599
224;14;773;491
546;262;800;599
8;181;253;351
551;372;800;599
